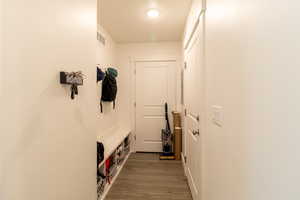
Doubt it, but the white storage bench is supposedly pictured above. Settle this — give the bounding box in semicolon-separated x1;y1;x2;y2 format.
97;127;131;200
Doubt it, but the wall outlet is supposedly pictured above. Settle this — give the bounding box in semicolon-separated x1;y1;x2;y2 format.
212;105;222;127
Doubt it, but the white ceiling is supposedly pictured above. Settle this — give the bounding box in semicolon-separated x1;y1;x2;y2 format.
99;0;192;43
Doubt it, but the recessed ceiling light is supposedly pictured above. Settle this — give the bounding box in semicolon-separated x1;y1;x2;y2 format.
147;9;159;18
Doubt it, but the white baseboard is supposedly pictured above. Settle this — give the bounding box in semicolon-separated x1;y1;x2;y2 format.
181;152;187;176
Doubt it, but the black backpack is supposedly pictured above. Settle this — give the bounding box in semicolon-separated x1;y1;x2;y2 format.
100;72;117;112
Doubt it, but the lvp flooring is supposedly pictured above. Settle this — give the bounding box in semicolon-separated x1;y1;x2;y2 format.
105;153;193;200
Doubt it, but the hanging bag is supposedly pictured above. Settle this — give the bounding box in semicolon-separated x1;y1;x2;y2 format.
100;69;118;112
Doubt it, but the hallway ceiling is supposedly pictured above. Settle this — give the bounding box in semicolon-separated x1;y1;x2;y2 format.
99;0;192;43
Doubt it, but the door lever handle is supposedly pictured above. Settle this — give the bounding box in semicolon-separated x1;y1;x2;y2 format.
192;130;200;136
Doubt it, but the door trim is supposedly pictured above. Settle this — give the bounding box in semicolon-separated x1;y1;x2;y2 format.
183;12;206;200
184;8;206;50
131;57;179;152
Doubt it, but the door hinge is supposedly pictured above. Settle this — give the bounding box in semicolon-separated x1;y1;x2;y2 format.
184;62;187;70
184;109;187;116
184;156;187;163
134;69;136;75
134;135;136;140
134;102;136;107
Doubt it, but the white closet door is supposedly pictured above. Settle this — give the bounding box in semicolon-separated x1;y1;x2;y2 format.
184;14;205;200
135;61;176;152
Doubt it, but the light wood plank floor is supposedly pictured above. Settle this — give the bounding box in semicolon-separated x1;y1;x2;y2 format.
105;153;193;200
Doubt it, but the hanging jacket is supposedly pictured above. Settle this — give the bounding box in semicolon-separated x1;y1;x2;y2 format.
100;71;117;112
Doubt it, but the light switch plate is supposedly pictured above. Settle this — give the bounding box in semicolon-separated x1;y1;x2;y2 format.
212;105;222;127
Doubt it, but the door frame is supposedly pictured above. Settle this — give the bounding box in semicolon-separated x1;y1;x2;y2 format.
130;57;180;152
182;11;206;200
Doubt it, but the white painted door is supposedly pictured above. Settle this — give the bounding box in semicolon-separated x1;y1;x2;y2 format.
184;15;205;200
135;61;176;152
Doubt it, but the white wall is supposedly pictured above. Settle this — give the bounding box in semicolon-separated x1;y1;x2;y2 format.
0;0;3;96
96;25;120;133
185;0;300;200
97;0;126;136
116;42;182;133
0;1;97;200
